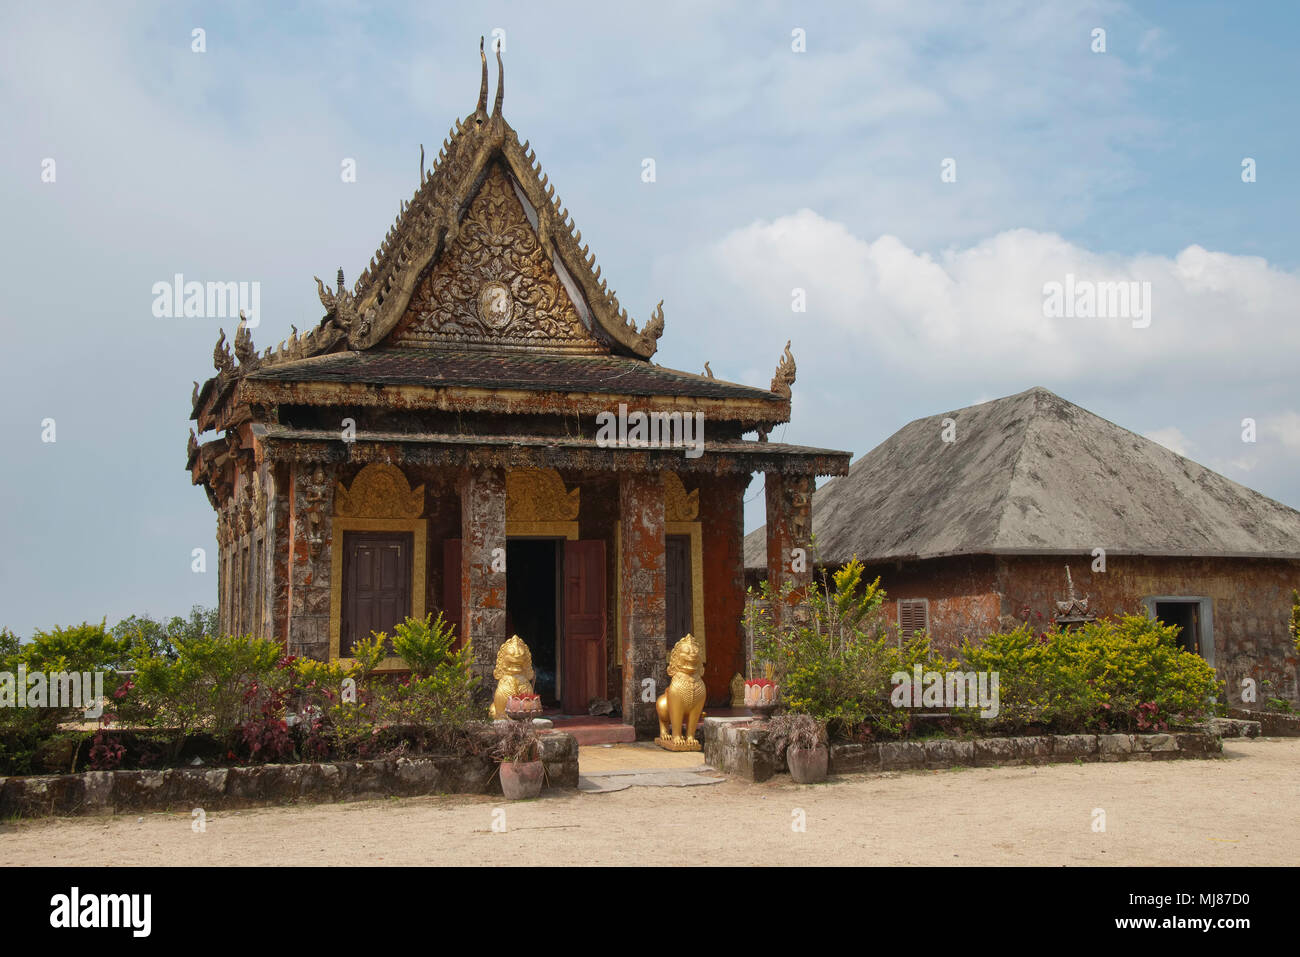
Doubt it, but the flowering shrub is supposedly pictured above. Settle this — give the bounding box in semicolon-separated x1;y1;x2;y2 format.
961;614;1222;733
751;558;957;739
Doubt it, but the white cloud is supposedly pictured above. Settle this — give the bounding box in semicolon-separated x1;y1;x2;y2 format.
706;210;1300;389
1144;427;1194;457
1264;412;1300;451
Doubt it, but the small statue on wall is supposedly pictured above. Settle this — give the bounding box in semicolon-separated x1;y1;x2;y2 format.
490;635;536;719
655;634;707;751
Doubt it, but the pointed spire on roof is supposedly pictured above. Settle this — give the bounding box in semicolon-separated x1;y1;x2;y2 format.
492;39;505;116
477;37;489;115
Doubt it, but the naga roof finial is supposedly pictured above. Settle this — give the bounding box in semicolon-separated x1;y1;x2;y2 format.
476;37;489;114
492;39;504;116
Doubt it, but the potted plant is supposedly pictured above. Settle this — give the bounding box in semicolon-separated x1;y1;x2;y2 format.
490;721;545;800
766;713;829;784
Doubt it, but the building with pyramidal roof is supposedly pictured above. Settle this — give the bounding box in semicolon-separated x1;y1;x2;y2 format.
745;387;1300;707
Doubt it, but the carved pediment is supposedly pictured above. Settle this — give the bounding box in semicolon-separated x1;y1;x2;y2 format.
387;163;603;353
335;464;424;519
506;468;580;522
665;472;699;522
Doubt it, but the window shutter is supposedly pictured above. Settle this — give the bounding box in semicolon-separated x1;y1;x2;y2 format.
899;599;929;636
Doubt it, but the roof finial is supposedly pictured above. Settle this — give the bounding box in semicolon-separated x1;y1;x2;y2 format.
492;38;504;116
477;37;489;114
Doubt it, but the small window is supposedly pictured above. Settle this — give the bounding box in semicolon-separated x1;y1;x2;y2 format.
899;599;929;636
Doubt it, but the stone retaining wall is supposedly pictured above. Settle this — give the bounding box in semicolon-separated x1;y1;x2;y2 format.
1227;708;1299;737
700;719;1222;783
0;733;578;818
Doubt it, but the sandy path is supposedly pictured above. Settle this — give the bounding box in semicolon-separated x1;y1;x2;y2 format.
2;740;1295;866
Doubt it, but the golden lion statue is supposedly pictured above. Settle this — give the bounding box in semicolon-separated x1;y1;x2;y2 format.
655;634;707;751
489;635;535;719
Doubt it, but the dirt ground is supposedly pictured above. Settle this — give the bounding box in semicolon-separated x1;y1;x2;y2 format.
3;739;1296;866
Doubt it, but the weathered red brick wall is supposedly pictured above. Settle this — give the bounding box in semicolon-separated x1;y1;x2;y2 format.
764;473;814;629
268;462;292;646
286;462;334;661
460;467;507;680
997;555;1300;706
619;472;666;732
862;555;1002;654
701;474;749;704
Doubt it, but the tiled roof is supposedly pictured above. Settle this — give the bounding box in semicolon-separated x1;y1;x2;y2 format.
248;348;780;402
745;387;1300;566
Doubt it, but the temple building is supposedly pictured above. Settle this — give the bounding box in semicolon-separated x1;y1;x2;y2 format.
186;44;850;730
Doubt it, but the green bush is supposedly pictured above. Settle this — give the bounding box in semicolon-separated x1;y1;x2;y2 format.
385;612;461;677
752;559;956;738
961;614;1222;733
0;620;134;774
110;606;217;660
124;633;285;753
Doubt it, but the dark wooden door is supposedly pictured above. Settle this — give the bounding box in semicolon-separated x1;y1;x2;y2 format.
341;531;412;656
443;538;463;648
562;540;606;713
665;534;692;646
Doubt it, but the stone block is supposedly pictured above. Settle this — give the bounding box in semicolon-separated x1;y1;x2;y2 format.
165;768;229;808
1052;735;1099;760
1015;736;1053;764
924;738;975;768
111;770;168;808
878;741;926;770
1098;733;1134;761
828;742;878;774
974;737;1018;766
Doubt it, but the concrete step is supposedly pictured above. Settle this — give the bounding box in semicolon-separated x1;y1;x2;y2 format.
545;716;637;746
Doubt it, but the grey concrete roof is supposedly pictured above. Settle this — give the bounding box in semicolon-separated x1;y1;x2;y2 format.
744;387;1300;568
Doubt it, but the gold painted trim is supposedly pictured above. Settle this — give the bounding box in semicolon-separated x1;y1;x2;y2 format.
329;516;427;670
667;520;706;662
506;520;579;539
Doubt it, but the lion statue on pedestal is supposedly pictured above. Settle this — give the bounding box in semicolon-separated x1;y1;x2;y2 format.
489;635;535;719
655;634;706;751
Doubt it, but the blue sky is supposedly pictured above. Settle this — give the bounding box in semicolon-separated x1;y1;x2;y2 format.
2;1;1298;638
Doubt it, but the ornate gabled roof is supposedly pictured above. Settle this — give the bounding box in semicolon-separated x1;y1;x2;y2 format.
328;39;664;359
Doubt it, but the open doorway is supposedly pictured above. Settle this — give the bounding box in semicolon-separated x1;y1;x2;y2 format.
506;539;560;705
1153;600;1203;656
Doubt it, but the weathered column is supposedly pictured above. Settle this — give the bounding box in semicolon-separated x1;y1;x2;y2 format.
287;462;334;660
460;466;508;682
764;472;815;628
620;471;666;732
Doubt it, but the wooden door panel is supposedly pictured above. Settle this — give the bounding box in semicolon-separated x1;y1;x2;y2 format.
443;539;463;648
665;535;691;645
562;540;606;713
342;532;412;656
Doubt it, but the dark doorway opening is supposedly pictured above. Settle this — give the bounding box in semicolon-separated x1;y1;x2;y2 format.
665;534;692;647
1155;601;1201;656
506;539;560;705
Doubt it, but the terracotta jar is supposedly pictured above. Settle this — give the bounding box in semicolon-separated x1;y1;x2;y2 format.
786;745;828;784
500;759;545;799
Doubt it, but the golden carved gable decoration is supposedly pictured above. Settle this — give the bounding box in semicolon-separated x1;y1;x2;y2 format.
506;469;580;522
389;163;602;353
335;464;425;519
664;472;699;522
